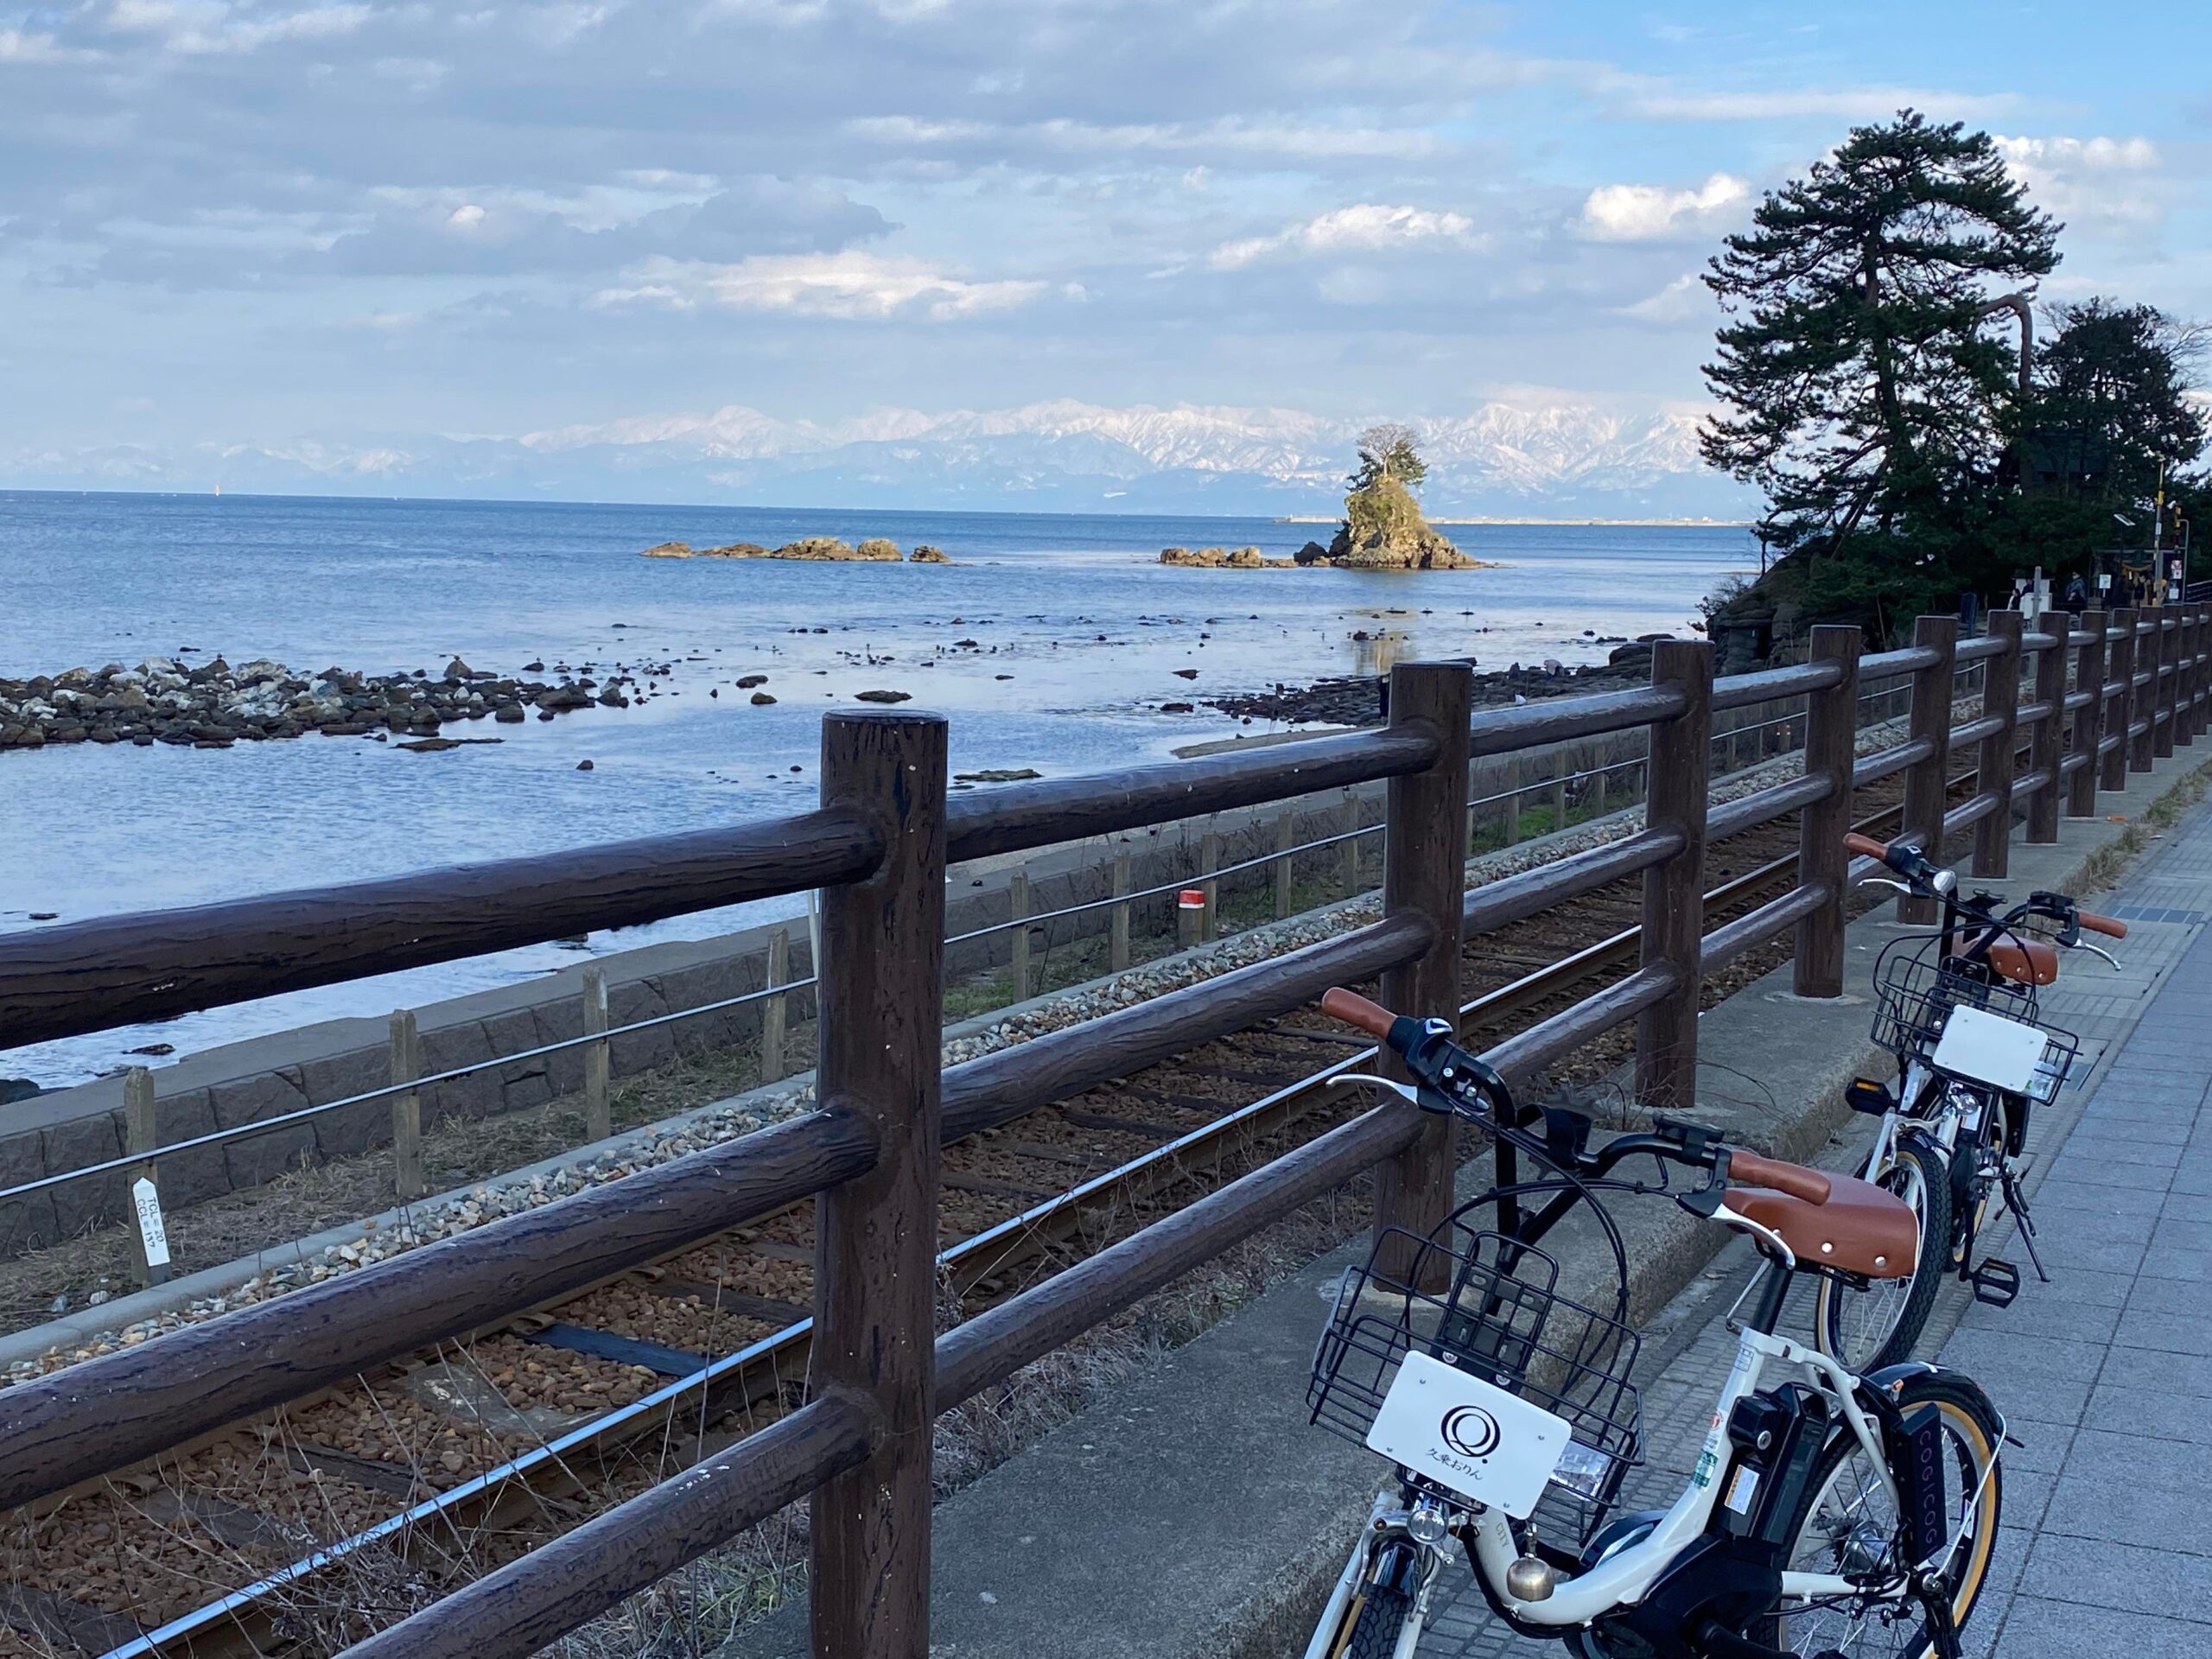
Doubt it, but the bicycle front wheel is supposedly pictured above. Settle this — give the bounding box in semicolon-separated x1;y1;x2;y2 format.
1813;1136;1949;1371
1338;1584;1414;1659
1756;1370;2004;1657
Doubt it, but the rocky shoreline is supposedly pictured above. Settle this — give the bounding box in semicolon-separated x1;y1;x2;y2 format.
0;653;671;753
1159;539;1497;572
642;537;949;563
1201;638;1671;725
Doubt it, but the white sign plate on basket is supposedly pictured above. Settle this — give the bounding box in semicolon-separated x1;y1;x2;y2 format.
1932;1003;2047;1095
1365;1351;1571;1518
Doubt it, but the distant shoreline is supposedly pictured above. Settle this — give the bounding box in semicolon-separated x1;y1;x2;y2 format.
1273;513;1753;529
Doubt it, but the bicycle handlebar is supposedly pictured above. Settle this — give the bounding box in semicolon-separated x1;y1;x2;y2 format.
2078;910;2129;939
1319;987;1395;1038
1843;831;1891;861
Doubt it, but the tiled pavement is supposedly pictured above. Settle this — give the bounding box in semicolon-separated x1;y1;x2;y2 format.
1421;800;2212;1658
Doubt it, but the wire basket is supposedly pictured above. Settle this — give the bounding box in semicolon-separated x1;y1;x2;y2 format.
1872;941;2081;1103
1309;1223;1643;1545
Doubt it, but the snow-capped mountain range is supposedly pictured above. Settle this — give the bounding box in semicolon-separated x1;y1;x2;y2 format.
12;400;1754;518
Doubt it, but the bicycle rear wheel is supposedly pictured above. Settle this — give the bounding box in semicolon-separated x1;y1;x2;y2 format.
1754;1370;2004;1657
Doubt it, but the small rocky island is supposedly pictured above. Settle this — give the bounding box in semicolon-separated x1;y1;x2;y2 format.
643;537;949;563
1160;425;1492;572
0;655;658;751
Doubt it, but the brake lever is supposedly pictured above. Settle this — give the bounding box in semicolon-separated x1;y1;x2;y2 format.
1858;876;1914;897
1328;1074;1427;1109
2073;941;2122;971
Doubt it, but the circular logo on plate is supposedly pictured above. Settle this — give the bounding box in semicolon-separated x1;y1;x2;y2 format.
1440;1404;1501;1459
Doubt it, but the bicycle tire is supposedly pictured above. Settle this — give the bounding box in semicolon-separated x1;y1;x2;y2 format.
1338;1585;1414;1659
1813;1136;1950;1371
1751;1370;2005;1657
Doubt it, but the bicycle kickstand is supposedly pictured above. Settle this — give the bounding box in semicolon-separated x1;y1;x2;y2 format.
2001;1167;2051;1283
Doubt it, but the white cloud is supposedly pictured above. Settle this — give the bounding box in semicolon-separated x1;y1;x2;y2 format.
1995;135;2170;232
0;27;79;62
594;251;1048;320
1622;86;2024;122
1580;174;1746;241
848;114;1440;162
1209;203;1475;270
1620;272;1707;322
105;1;372;55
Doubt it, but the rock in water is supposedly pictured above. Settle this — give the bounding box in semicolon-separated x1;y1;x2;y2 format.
909;544;950;563
640;541;696;558
750;691;777;705
772;537;857;561
855;689;912;703
1321;476;1481;569
854;537;902;562
576;759;594;771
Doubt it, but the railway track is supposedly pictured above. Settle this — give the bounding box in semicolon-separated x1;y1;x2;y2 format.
1;778;1919;1659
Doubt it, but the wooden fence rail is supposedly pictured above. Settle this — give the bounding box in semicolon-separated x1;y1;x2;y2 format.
0;604;2208;1659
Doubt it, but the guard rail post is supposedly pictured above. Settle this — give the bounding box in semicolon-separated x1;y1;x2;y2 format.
582;965;611;1143
2104;611;2137;791
2196;601;2210;738
1633;640;1712;1112
761;926;790;1084
1009;868;1032;1001
1371;660;1473;1288
1109;849;1131;971
2132;613;2158;773
1898;616;1958;925
1274;809;1294;918
390;1008;423;1202
810;710;948;1659
124;1066;167;1287
2068;610;2107;817
1794;625;1860;997
1973;610;2022;878
2026;618;2066;842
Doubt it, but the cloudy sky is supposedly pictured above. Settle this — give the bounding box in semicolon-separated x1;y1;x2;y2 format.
3;0;2207;492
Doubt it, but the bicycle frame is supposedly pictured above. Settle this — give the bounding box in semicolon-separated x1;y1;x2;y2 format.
1461;1322;1897;1629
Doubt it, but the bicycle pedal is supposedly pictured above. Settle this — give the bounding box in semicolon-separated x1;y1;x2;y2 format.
1971;1258;2021;1307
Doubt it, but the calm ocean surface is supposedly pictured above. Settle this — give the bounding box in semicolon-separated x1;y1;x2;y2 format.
0;492;1752;1084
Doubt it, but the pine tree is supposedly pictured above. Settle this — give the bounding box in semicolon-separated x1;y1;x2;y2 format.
1700;111;2060;556
2029;298;2208;503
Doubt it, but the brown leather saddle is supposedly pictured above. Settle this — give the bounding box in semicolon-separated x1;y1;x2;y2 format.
1732;1173;1920;1279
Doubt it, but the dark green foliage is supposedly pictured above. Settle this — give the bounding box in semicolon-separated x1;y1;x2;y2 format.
2028;298;2208;506
1701;111;2060;557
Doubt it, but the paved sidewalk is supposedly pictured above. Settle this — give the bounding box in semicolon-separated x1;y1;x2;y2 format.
1421;798;2212;1657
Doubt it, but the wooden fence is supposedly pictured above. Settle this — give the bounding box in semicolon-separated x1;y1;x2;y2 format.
0;603;2206;1659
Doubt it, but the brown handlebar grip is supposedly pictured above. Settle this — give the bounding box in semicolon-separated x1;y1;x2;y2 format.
1727;1151;1833;1205
1843;832;1890;861
1319;988;1398;1039
2078;910;2129;939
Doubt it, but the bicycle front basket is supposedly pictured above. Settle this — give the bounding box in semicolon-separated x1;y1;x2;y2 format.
1308;1224;1643;1545
1872;943;2080;1103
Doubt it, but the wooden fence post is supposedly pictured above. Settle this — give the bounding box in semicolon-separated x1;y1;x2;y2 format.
2104;610;2137;791
2131;613;2158;773
760;926;790;1084
1794;625;1860;997
1372;661;1472;1287
2183;603;2203;743
1274;809;1294;918
2026;619;2067;842
2068;610;2107;818
1109;848;1131;972
1501;757;1521;845
582;965;611;1142
1973;610;2022;878
1199;829;1220;942
390;1008;423;1202
1008;868;1032;1002
810;709;947;1659
1339;788;1361;891
2156;613;2178;760
1634;641;1713;1113
1897;616;1958;925
2197;601;2210;739
124;1067;168;1288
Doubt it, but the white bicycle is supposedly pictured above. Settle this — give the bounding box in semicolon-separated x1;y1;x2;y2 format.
1304;988;2005;1659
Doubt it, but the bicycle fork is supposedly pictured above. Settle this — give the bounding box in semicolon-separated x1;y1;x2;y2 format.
1304;1490;1452;1659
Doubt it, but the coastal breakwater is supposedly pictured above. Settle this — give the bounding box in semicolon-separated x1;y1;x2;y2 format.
641;536;949;563
0;653;671;753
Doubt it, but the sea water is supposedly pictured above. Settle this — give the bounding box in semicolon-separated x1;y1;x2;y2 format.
0;492;1751;1083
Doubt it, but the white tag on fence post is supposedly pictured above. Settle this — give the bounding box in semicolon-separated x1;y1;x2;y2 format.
133;1176;171;1270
